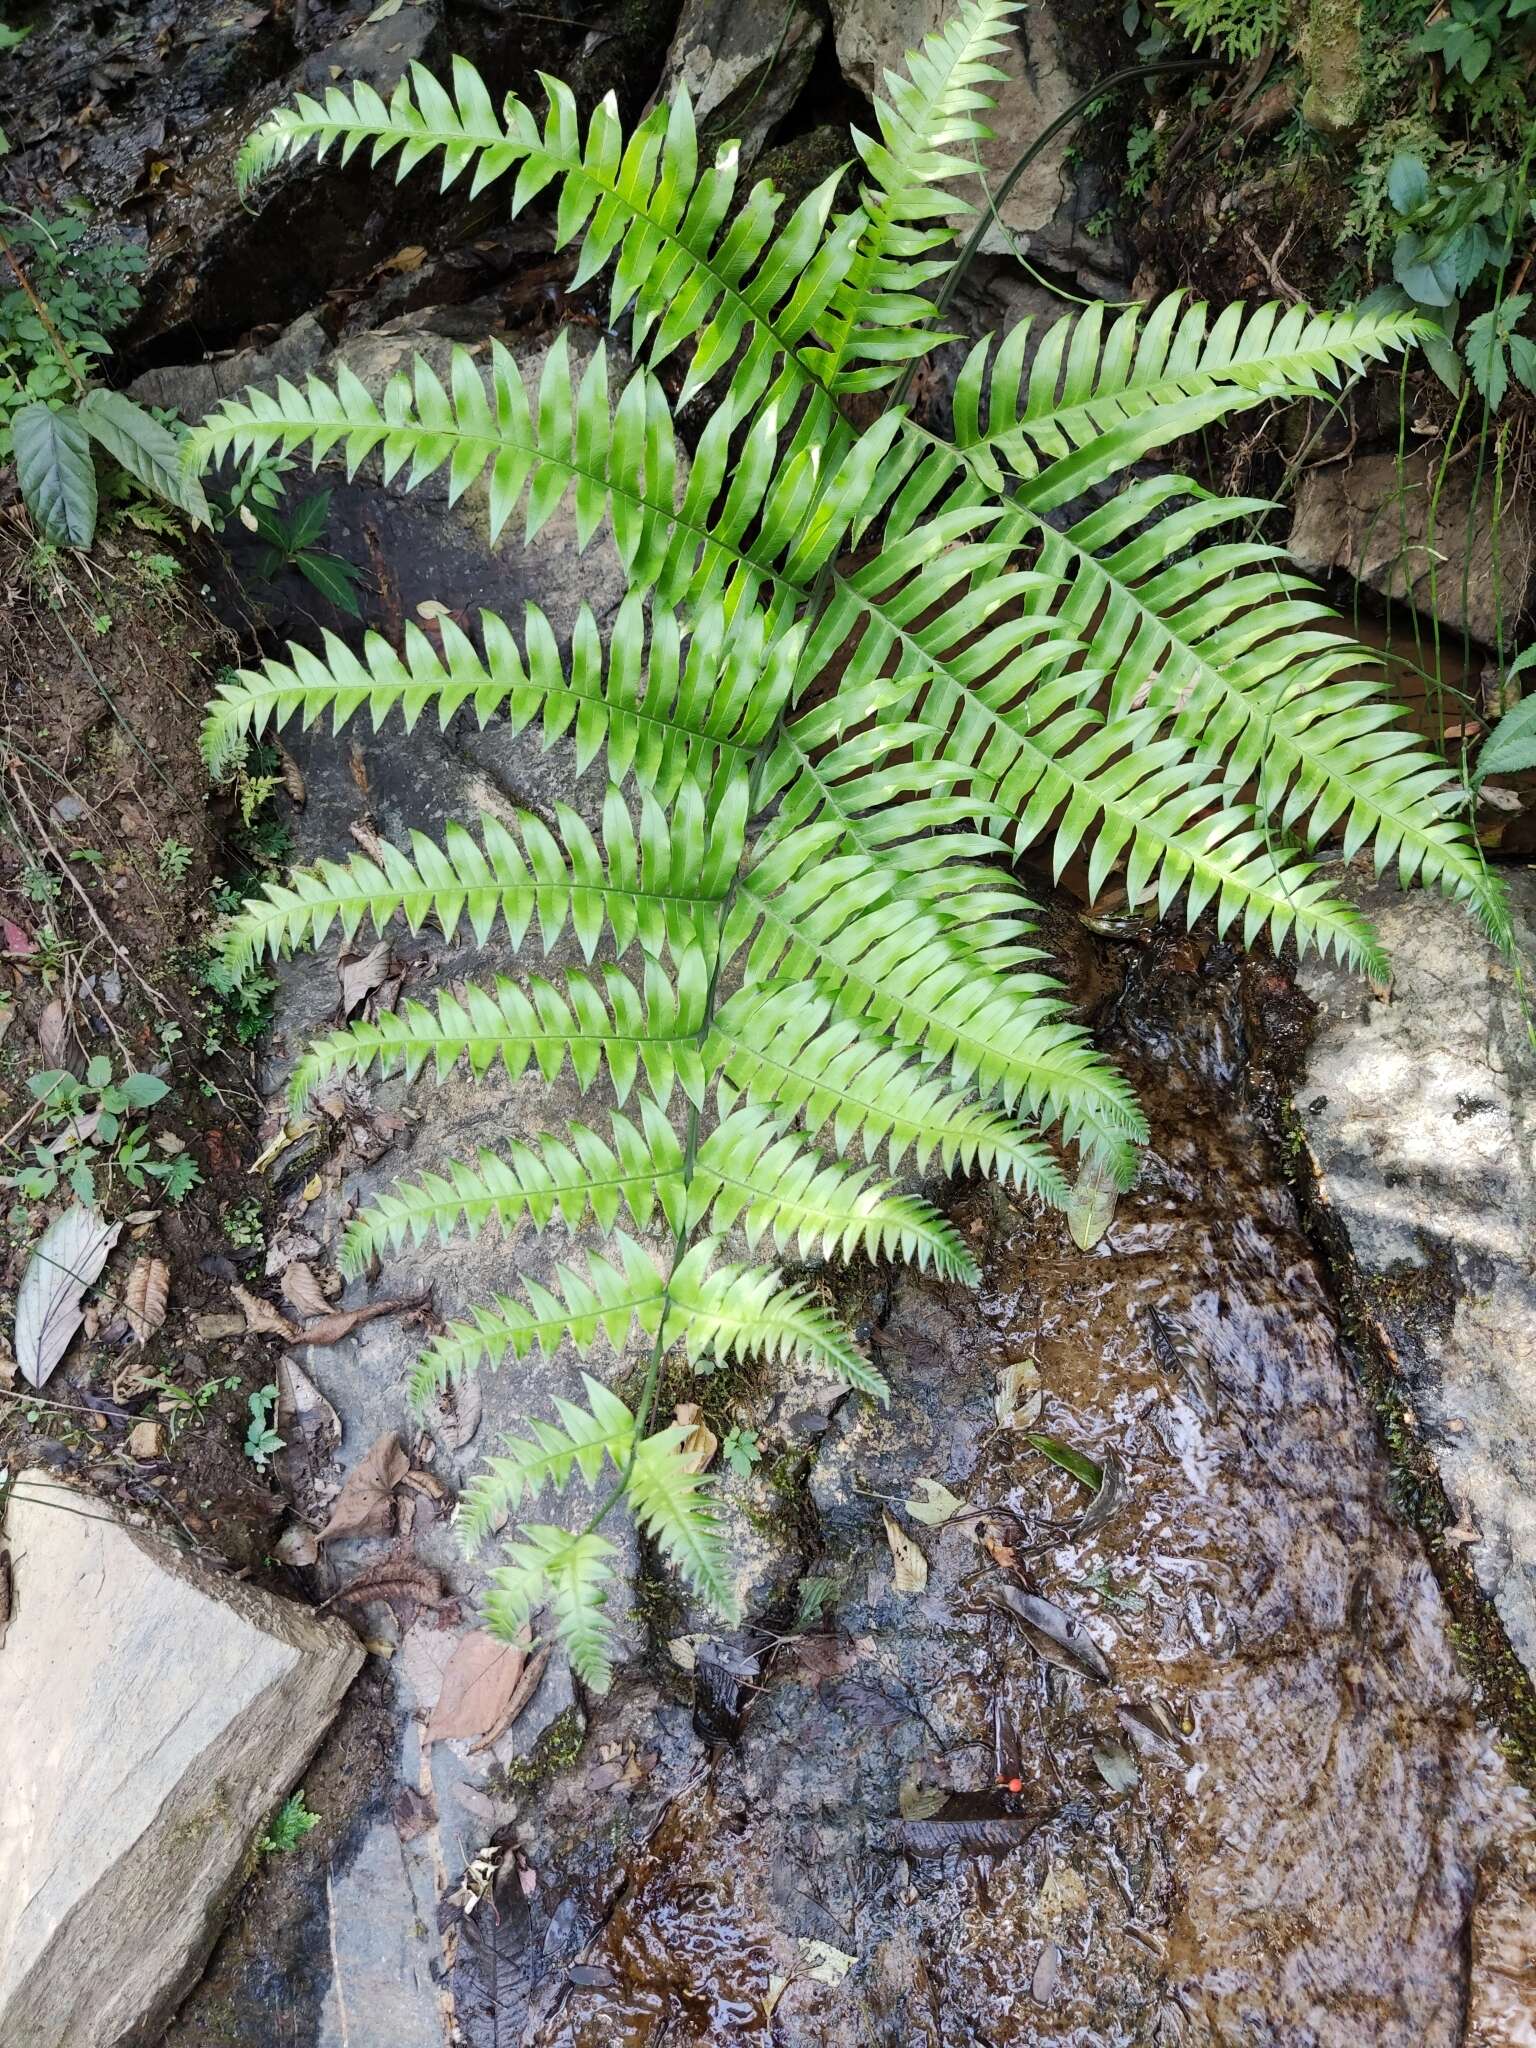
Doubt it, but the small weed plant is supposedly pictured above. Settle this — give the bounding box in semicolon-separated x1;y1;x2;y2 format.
195;1;1500;1686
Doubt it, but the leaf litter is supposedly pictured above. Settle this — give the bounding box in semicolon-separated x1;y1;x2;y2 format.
15;1206;122;1387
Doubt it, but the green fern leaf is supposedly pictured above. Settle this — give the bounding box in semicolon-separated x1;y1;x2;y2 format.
483;1523;621;1691
628;1425;737;1618
289;950;710;1111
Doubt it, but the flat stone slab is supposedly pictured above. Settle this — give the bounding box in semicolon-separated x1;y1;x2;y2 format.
0;1471;362;2048
1296;869;1536;1678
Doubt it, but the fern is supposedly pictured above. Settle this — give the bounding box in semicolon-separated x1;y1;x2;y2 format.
198;3;1496;1687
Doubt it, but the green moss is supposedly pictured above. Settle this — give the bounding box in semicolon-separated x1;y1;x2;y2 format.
1302;0;1367;135
496;1705;587;1792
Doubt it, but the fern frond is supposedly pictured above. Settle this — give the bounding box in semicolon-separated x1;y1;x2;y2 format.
200;595;794;801
289;951;710;1111
237;61;856;404
340;1097;687;1274
953;296;1429;496
457;1371;638;1542
667;1240;886;1399
628;1423;738;1617
710;981;1069;1199
691;1103;978;1282
818;0;1019;392
722;827;1147;1158
483;1524;621;1691
409;1232;668;1402
224;772;745;975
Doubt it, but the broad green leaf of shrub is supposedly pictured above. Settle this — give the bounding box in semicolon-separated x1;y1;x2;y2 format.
14;401;97;547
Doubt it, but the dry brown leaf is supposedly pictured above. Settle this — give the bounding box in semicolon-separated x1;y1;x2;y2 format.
328;1545;443;1625
37;997;68;1067
426;1628;526;1746
882;1508;928;1595
123;1256;169;1346
339;939;391;1017
319;1432;409;1541
474;1647;551;1754
995;1357;1041;1431
280;1261;333;1319
673;1401;717;1476
437;1374;482;1450
230;1283;298;1341
275;739;307;807
296;1293;428;1348
277;1355;341;1449
393;1785;436;1840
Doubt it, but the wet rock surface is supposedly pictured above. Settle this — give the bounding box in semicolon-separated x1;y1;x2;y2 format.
0;1470;361;2048
1296;871;1536;1684
437;935;1534;2047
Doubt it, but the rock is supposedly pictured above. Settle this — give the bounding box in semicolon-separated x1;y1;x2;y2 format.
206;310;638;649
660;0;823;164
456;940;1536;2046
1294;870;1536;1681
1287;450;1535;650
1301;0;1368;136
0;1470;361;2048
129;311;332;421
829;0;1122;288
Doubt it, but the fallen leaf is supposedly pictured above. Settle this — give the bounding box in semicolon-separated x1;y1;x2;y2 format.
275;739;306;806
898;1764;948;1821
329;1546;443;1625
1027;1432;1102;1493
339;939;390;1017
393;1785;437;1840
799;1939;856;1987
426;1628;528;1746
1066;1148;1118;1251
122;1255;169;1345
995;1357;1042;1431
882;1508;928;1594
1093;1743;1141;1793
898;1813;1040;1856
231;1284;298;1341
437;1374;482;1450
15;1206;122;1387
472;1645;550;1754
983;1581;1114;1684
37;997;68;1068
904;1477;966;1527
1443;1505;1481;1548
297;1293;428;1347
977;1519;1026;1573
277;1355;341;1449
673;1401;717;1475
668;1633;707;1672
382;243;427;274
1032;1940;1062;2005
319;1432;408;1541
280;1261;333;1319
1071;1446;1127;1539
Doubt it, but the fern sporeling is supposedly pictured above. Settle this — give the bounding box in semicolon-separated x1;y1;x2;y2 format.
199;0;1503;1688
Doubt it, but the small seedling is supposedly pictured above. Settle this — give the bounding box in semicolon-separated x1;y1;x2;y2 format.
139;1369;241;1441
258;1790;320;1853
244;1383;283;1470
722;1425;761;1479
158;837;194;883
223;1195;265;1250
5;1057;180;1207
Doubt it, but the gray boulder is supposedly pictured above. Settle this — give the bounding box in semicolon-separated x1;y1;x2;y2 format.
0;1471;361;2048
829;0;1121;287
1295;869;1536;1678
1287;450;1534;651
660;0;824;164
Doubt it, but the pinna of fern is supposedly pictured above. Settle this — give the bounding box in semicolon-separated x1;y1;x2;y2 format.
196;0;1502;1689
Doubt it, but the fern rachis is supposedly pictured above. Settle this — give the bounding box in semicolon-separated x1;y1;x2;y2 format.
198;0;1498;1688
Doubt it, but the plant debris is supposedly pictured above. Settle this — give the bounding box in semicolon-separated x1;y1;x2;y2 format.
882;1507;928;1593
319;1431;408;1541
982;1581;1115;1684
15;1206;122;1387
122;1256;169;1346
